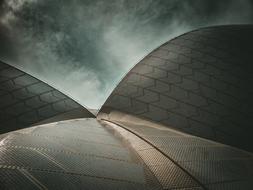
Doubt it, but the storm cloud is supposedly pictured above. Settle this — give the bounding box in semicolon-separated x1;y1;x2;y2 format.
0;0;253;108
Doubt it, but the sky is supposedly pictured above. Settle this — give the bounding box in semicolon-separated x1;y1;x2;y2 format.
0;0;253;109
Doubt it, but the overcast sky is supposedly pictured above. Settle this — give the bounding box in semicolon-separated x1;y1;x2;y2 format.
0;0;253;108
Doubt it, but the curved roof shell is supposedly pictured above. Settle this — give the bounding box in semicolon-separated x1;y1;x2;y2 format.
0;60;94;134
99;25;253;152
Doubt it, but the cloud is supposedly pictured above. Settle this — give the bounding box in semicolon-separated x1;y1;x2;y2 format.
0;0;253;108
0;0;37;26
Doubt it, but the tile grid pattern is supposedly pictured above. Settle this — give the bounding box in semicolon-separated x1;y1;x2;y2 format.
105;118;253;190
101;25;253;152
101;120;205;190
0;118;159;190
0;60;94;134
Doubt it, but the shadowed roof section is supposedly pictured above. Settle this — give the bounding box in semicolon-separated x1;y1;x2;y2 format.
0;60;95;134
99;25;253;152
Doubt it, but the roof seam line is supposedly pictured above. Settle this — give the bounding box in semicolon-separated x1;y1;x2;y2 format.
101;118;207;190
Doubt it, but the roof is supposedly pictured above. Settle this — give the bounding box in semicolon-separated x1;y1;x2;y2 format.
0;60;95;134
99;25;253;152
1;25;253;189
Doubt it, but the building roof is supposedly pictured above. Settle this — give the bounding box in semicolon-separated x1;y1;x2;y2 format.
99;25;253;152
0;60;94;134
1;25;253;189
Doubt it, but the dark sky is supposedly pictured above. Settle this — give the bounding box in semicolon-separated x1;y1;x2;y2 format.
0;0;253;108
